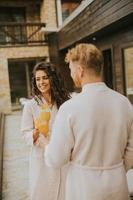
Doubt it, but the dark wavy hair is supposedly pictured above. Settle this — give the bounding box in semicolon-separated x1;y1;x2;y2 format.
32;62;70;109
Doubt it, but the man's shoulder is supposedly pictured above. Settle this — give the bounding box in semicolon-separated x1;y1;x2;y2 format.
59;92;82;111
109;88;132;105
109;88;125;98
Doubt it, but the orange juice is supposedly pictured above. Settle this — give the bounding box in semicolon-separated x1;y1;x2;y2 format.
34;104;51;137
40;111;50;121
38;122;49;137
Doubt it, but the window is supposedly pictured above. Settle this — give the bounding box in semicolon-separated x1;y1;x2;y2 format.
8;58;47;106
124;47;133;104
0;7;26;43
61;0;81;21
8;60;35;105
0;7;25;22
62;9;70;21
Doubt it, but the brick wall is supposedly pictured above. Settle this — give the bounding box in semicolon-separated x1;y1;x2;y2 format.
0;0;40;22
0;46;48;59
0;0;57;25
41;0;57;28
0;59;11;113
0;0;57;113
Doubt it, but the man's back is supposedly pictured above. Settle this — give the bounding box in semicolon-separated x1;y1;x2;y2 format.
45;83;133;200
45;43;133;200
58;83;132;200
68;83;133;169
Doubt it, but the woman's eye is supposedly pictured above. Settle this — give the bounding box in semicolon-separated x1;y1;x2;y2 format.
43;76;48;80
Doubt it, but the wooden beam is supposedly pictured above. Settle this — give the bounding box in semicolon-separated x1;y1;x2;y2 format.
58;0;133;49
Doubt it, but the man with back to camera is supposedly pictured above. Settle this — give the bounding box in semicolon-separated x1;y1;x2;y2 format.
44;43;133;200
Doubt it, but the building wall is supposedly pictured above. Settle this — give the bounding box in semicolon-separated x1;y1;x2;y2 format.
0;46;48;59
0;46;48;113
0;0;57;113
124;47;133;89
61;2;80;21
0;0;57;25
48;26;133;99
95;27;133;94
41;0;57;27
48;33;74;92
0;59;11;113
0;0;40;22
48;0;133;98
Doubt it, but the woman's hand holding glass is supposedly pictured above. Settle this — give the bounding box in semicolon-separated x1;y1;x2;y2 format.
33;128;40;144
34;107;50;138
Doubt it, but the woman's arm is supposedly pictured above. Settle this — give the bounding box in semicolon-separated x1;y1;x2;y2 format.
21;102;37;146
21;101;49;148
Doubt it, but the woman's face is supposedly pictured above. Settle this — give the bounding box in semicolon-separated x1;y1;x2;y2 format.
35;70;51;95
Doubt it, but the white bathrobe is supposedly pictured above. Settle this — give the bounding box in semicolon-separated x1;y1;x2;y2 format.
21;98;64;200
45;82;133;200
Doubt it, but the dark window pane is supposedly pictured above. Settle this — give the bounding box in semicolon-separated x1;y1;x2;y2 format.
102;49;113;89
0;7;26;43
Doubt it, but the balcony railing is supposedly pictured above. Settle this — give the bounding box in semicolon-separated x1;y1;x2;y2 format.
0;22;46;45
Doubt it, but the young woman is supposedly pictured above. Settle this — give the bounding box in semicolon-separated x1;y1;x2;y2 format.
21;62;70;200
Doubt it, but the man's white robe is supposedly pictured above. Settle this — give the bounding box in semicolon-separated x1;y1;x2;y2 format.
45;83;133;200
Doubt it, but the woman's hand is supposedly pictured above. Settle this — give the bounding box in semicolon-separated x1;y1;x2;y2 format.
33;128;39;144
37;135;48;148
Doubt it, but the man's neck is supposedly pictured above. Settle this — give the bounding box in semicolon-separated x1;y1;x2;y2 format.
81;76;103;87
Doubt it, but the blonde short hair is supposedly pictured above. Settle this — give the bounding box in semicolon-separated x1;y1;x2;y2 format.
65;43;103;75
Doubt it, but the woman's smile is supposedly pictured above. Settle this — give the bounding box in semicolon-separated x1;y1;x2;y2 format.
35;70;51;94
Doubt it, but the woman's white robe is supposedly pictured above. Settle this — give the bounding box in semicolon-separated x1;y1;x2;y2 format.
21;98;66;200
45;83;133;200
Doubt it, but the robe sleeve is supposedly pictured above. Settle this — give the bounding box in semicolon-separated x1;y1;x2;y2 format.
124;120;133;171
21;102;34;146
21;101;52;148
45;105;74;168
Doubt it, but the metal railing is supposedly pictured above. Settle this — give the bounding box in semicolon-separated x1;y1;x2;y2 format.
0;22;46;45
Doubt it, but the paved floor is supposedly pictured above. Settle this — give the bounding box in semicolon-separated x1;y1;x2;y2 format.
2;111;30;200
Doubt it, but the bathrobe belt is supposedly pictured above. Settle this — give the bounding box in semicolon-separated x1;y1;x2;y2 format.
70;161;123;170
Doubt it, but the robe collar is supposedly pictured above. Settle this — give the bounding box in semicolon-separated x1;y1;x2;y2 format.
82;82;107;93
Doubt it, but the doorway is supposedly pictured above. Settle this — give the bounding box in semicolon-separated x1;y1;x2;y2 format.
102;49;114;89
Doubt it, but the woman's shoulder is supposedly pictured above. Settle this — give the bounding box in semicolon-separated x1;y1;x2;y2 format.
24;97;37;108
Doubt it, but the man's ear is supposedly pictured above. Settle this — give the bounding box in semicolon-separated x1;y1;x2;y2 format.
78;66;84;78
